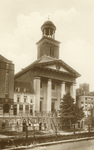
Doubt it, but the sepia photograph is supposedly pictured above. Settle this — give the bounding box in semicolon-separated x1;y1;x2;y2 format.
0;0;94;149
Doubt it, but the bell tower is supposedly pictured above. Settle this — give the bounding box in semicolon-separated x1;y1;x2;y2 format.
36;20;60;59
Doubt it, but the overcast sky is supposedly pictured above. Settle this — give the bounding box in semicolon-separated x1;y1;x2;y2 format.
0;0;94;90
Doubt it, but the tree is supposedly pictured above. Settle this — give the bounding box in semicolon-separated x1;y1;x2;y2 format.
59;93;84;129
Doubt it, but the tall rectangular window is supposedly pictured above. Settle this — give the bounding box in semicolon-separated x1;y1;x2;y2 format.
24;88;27;92
15;87;20;92
30;105;33;115
24;96;27;102
17;95;20;102
51;102;55;112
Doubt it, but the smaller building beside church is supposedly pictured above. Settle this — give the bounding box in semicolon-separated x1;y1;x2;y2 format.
76;83;94;128
14;81;35;117
0;55;14;117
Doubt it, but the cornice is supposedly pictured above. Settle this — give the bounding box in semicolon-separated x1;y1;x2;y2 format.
36;36;60;48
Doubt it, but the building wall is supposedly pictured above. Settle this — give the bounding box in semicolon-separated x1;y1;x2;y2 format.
0;62;14;99
77;95;94;117
0;61;14;115
37;41;59;59
14;92;35;116
8;65;14;99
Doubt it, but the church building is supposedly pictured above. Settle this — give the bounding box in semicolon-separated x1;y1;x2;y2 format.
14;20;80;116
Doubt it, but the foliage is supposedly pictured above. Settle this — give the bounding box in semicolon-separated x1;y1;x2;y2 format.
59;93;85;128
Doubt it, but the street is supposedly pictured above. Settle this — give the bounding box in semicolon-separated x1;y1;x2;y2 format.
27;139;94;150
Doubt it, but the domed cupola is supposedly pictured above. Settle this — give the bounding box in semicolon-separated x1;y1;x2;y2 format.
41;21;56;39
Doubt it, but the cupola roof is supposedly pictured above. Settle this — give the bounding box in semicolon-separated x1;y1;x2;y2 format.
41;20;56;31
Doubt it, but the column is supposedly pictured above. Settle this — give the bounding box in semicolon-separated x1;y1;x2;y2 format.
70;83;76;103
44;29;46;36
33;77;40;111
47;79;51;112
53;30;55;39
61;82;65;98
23;104;25;114
49;28;51;37
17;104;19;115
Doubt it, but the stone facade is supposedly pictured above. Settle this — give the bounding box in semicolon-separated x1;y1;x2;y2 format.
0;20;81;131
14;20;80;114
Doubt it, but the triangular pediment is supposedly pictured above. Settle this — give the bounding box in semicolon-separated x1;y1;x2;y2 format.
15;55;81;78
45;64;69;73
36;56;81;77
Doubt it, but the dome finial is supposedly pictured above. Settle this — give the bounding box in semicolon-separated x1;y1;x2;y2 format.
48;15;50;21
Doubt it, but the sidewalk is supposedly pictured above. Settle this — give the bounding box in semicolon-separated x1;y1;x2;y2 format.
1;131;94;150
3;135;94;150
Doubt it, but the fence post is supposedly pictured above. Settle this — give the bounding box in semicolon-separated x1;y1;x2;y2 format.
73;124;75;138
56;124;57;139
26;125;28;146
33;125;35;140
88;124;90;137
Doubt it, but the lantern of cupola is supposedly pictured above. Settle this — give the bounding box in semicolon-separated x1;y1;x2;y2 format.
41;21;56;39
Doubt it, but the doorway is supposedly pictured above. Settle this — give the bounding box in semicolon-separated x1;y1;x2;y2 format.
3;104;10;113
39;123;42;130
40;101;42;112
51;102;55;112
13;104;17;115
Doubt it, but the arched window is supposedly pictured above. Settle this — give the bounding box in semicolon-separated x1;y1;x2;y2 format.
50;46;54;57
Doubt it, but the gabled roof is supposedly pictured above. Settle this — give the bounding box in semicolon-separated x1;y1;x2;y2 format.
0;54;12;63
15;55;81;78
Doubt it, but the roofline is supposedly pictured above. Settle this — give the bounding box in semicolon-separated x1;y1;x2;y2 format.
14;58;81;79
36;36;61;45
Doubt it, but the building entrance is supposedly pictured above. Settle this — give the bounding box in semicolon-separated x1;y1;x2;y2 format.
3;104;10;113
13;104;17;115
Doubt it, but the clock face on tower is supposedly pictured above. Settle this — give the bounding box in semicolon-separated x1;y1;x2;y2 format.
56;64;60;70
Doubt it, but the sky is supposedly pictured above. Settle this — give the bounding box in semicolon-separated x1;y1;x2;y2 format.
0;0;94;91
